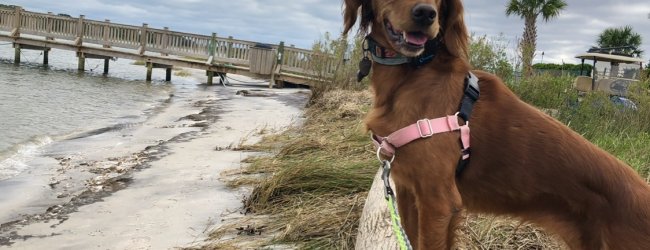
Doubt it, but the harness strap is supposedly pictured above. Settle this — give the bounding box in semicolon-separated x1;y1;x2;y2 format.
371;72;480;176
456;72;479;176
459;72;480;121
371;115;468;157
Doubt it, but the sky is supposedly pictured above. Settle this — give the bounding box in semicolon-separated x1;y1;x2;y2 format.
5;0;650;65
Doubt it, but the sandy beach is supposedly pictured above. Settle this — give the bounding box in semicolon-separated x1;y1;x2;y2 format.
0;72;308;249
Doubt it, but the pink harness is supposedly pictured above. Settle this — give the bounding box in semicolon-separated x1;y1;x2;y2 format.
371;72;479;176
372;114;471;159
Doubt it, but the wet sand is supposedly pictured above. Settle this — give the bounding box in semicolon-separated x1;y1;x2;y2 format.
0;72;308;249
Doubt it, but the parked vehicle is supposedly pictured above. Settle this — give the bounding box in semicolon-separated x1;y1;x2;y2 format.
574;48;645;110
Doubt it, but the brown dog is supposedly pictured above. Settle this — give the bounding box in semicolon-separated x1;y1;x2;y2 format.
342;0;650;249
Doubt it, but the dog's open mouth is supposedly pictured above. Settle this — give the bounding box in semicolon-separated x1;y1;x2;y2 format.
385;20;430;56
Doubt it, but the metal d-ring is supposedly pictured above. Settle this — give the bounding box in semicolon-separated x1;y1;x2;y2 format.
455;112;469;126
377;147;395;164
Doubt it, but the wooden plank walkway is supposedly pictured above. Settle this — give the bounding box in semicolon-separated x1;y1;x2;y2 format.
0;7;337;87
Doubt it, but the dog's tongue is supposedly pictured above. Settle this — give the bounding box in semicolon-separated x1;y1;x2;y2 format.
403;32;428;46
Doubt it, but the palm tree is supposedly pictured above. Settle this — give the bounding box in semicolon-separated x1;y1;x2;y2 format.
597;26;643;56
506;0;567;76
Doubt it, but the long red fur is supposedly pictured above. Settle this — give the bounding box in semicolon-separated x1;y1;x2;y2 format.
343;0;650;249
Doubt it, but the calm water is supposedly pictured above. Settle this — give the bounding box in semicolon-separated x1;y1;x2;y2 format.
0;46;182;180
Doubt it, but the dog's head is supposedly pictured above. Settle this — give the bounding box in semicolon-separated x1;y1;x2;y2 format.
343;0;468;59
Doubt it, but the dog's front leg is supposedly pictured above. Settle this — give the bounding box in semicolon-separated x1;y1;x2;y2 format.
414;183;463;250
396;183;419;245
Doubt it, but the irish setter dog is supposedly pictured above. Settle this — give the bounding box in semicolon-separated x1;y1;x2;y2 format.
342;0;650;249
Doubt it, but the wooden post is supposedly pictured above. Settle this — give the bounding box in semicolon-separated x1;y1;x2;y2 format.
103;59;109;74
11;7;21;37
165;68;172;81
160;27;169;56
75;15;85;46
210;33;217;57
14;44;20;64
207;32;217;64
226;36;234;58
270;41;285;88
46;12;54;40
102;19;111;48
146;62;153;81
78;52;85;71
139;23;148;55
355;169;400;250
43;48;49;65
276;41;285;66
207;71;214;85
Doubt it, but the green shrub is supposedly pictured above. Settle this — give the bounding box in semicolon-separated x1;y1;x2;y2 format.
506;74;576;109
0;4;19;9
469;34;515;81
533;63;593;76
308;33;366;106
533;63;592;71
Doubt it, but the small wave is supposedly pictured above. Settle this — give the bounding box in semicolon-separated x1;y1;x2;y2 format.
0;135;53;181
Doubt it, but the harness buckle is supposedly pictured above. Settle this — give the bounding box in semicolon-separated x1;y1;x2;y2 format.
416;119;434;138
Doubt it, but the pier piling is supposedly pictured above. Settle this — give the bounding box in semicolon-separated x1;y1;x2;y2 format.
77;53;85;71
43;49;49;65
146;62;153;82
14;46;20;64
207;71;214;85
103;59;110;75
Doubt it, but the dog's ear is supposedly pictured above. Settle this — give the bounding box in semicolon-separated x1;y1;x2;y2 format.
441;0;469;59
342;0;373;35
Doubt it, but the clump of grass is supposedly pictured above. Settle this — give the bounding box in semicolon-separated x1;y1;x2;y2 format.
230;89;375;249
203;90;373;249
457;214;566;249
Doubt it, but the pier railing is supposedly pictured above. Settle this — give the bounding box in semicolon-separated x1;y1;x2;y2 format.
0;7;337;84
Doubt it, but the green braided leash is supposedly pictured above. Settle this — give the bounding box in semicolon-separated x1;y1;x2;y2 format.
381;160;413;250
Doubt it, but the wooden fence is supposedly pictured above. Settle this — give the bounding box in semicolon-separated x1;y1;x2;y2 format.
0;7;338;84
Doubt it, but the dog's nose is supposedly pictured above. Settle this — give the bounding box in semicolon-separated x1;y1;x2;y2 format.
411;4;436;26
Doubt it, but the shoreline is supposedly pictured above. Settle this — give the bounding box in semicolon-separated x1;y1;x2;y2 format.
0;70;308;249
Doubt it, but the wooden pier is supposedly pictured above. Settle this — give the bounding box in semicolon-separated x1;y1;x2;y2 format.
0;7;337;87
